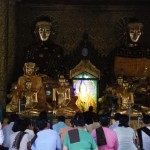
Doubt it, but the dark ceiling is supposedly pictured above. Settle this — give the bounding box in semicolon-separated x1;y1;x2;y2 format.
16;0;150;6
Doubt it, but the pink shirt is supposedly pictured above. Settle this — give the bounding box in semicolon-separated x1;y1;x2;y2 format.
91;127;118;150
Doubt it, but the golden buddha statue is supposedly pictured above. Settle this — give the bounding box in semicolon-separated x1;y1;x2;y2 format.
116;80;142;116
52;75;76;116
6;62;52;116
117;81;134;110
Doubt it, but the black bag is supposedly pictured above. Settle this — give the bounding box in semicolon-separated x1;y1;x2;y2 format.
96;127;107;146
0;145;7;150
68;129;80;144
137;127;150;150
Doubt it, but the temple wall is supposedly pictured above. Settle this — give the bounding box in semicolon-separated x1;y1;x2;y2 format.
15;2;150;78
1;0;150;109
0;0;9;108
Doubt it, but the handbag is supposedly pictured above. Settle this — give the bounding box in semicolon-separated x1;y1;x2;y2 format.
27;134;37;150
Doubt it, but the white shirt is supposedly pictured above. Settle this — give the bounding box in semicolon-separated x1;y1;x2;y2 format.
109;121;119;130
0;122;4;145
2;122;14;147
114;126;138;150
25;129;35;141
86;122;100;133
141;126;150;150
9;131;29;150
31;129;62;150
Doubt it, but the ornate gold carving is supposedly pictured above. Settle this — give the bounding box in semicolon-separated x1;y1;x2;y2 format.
70;59;100;79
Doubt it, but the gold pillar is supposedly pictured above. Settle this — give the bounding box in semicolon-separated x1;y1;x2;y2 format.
0;0;9;108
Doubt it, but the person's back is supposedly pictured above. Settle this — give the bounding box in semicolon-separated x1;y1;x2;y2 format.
3;114;19;148
9;118;30;150
52;116;68;132
114;114;137;150
109;113;121;130
91;115;118;150
0;122;4;145
23;117;35;141
84;106;96;125
31;119;62;150
137;114;150;150
63;112;98;150
64;129;97;150
59;119;74;142
86;114;100;133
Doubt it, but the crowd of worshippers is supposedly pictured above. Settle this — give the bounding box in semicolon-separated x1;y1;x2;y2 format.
0;110;149;150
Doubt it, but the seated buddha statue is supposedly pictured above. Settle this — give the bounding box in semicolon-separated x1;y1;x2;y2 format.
116;80;143;116
6;62;52;115
114;18;150;80
52;76;76;116
25;16;65;80
117;81;134;110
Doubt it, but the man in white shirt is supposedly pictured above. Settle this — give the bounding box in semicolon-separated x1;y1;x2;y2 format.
109;113;121;130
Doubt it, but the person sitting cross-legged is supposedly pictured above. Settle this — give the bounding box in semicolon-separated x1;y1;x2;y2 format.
137;114;150;150
91;114;118;150
63;112;98;150
113;114;137;150
52;116;68;133
31;119;62;150
86;114;100;133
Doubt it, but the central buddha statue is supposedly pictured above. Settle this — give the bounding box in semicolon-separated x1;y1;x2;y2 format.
6;62;52;116
52;75;77;116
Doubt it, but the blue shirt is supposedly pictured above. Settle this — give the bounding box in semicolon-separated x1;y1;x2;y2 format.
52;122;68;132
31;129;62;150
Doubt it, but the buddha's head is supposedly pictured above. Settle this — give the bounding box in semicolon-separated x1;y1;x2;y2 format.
116;76;123;87
34;16;52;42
122;81;129;90
127;18;143;45
58;75;66;86
24;62;36;76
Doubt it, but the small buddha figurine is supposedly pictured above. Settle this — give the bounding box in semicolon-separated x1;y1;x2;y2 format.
21;79;38;109
6;83;19;112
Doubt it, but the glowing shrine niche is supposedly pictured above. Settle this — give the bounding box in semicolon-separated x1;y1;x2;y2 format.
73;73;98;112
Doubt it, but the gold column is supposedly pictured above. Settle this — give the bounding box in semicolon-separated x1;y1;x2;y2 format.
0;0;9;108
